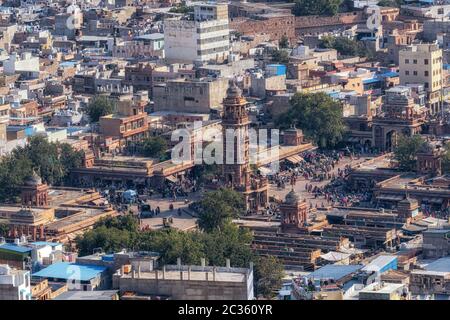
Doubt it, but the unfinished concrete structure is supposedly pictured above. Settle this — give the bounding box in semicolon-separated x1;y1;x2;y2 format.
113;261;254;300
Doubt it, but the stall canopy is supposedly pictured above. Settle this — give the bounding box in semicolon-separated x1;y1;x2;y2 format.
165;175;178;183
286;155;303;164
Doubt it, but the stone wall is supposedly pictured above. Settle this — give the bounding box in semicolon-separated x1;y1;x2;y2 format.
229;15;296;42
117;277;250;300
294;11;365;36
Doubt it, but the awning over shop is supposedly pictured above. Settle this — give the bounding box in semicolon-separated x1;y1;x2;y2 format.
377;194;404;201
165;175;178;183
320;251;351;262
286;155;303;164
258;166;274;176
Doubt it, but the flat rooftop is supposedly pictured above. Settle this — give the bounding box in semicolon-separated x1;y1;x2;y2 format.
353;155;394;172
360;282;404;294
32;262;107;281
53;290;118;300
46;208;112;231
121;269;247;283
48;188;92;207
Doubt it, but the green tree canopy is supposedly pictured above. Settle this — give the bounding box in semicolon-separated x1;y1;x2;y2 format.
140;136;167;159
254;256;285;298
197;188;246;232
377;0;404;7
276;92;346;148
169;2;194;14
0;136;84;202
271;49;290;64
85;96;116;123
393;134;426;171
279;35;289;49
75;214;285;296
441;142;450;174
292;0;342;16
319;36;373;58
0;223;9;237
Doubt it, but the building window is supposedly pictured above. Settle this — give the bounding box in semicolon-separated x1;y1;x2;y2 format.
425;71;429;76
405;59;409;64
424;59;429;65
413;59;417;64
405;71;409;75
413;71;417;76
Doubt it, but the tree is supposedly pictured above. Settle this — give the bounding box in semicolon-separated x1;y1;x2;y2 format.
271;49;289;64
169;3;194;14
197;188;246;232
0;152;33;202
319;36;373;58
140;136;167;159
441;142;450;174
279;35;289;49
0;136;84;202
0;223;9;237
393;135;425;171
377;0;404;7
94;215;139;232
202;223;254;268
139;229;205;266
75;225;136;256
276;92;346;148
85;96;115;123
254;256;285;298
292;0;342;17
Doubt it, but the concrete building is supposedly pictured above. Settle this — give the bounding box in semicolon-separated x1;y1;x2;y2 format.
0;264;31;300
410;257;450;297
164;3;230;63
399;44;443;114
422;226;450;259
32;262;109;291
0;103;9;142
359;282;409;300
3;52;40;78
113;261;254;300
250;73;286;99
54;6;83;40
99;93;149;148
113;34;165;59
153;77;228;114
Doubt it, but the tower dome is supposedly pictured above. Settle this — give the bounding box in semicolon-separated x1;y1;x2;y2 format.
226;80;242;99
24;170;42;186
285;190;300;205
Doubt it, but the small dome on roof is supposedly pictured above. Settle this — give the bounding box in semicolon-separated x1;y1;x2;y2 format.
24;170;42;186
226;80;242;99
285;190;300;204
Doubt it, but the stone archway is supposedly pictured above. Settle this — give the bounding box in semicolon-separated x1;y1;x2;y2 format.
385;130;398;152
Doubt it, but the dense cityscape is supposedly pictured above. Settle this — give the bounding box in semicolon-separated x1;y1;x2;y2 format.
0;0;449;304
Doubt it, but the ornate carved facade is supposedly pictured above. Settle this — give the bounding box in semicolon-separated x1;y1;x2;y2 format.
221;81;268;211
280;189;308;232
373;86;425;151
21;171;49;207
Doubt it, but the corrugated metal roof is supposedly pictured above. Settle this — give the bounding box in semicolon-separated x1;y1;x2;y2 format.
32;262;107;281
424;257;450;273
307;264;363;281
362;255;397;272
30;242;62;248
0;243;32;254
